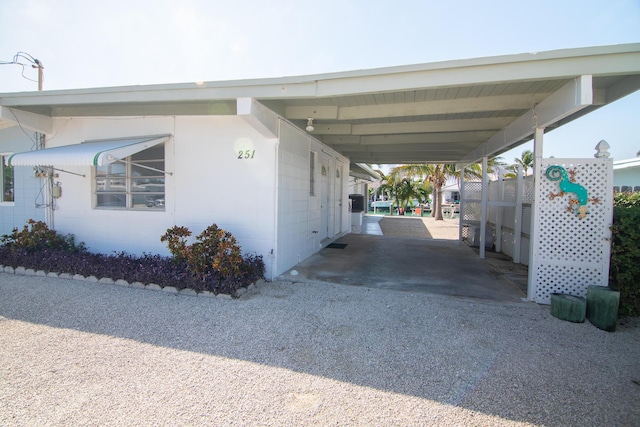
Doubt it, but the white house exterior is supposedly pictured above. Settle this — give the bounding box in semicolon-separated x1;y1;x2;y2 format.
1;43;640;291
613;156;640;192
0;101;350;280
0;126;46;231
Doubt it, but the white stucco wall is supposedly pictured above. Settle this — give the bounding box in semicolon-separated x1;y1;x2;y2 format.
0;126;46;235
613;161;640;190
42;115;278;277
275;120;350;276
172;116;277;275
3;112;350;281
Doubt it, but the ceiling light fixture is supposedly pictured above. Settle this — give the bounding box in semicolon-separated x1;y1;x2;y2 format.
306;118;314;132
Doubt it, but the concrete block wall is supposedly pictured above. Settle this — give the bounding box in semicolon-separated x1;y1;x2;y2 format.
0;126;46;236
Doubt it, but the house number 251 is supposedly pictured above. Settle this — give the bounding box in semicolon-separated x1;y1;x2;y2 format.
237;149;256;159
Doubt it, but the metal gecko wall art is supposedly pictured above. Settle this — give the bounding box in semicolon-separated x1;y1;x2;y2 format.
545;165;600;219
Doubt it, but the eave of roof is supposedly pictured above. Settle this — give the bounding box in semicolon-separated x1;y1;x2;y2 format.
614;157;640;169
1;43;639;166
2;43;638;106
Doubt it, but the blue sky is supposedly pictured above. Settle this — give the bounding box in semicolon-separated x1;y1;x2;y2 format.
1;0;639;164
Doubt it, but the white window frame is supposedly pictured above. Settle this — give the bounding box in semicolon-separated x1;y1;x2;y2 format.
310;151;316;196
94;144;165;211
0;153;15;206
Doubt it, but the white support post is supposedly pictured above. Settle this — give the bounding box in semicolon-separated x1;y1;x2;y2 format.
479;156;488;258
459;165;465;241
527;127;544;300
513;164;524;264
495;168;504;253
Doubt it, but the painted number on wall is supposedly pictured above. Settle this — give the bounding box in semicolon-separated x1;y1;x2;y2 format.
238;149;256;159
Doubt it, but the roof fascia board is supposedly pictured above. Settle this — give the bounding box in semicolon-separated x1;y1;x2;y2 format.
0;106;53;133
309;44;640;83
51;101;237;117
0;81;319;108
1;44;638;108
460;75;594;163
315;51;640;97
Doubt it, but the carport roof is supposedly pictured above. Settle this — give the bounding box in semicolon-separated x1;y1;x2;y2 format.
1;43;639;165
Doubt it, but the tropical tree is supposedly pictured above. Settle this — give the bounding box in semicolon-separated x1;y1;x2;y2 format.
375;175;394;204
390;164;449;220
369;169;389;203
505;149;534;177
390;178;421;215
427;164;454;220
390;163;484;220
415;182;433;205
379;170;414;215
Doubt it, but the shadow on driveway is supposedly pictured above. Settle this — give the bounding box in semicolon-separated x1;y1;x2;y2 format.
1;274;638;425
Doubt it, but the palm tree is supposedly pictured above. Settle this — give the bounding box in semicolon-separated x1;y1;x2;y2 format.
390;163;484;220
381;171;415;215
415;182;433;205
390;164;450;220
391;178;422;215
369;169;388;203
505;150;534;177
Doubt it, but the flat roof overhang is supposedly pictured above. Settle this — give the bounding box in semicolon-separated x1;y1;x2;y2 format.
1;43;639;166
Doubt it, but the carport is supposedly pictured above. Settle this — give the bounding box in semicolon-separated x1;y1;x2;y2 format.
279;216;528;303
263;43;640;302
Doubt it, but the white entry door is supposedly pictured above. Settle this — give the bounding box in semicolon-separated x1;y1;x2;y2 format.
320;155;330;240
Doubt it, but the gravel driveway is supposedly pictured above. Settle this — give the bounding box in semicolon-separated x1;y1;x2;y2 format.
1;273;639;426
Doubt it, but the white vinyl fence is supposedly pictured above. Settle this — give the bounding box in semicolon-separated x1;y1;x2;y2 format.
461;156;613;304
460;171;533;265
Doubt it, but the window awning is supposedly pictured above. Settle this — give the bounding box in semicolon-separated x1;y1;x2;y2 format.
7;135;170;167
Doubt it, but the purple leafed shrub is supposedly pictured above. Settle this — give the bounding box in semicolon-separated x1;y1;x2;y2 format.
0;220;265;295
160;224;266;294
0;247;193;288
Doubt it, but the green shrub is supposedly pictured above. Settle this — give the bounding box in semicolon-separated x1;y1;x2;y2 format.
1;220;264;296
610;192;640;317
0;219;84;253
161;224;259;294
613;191;640;208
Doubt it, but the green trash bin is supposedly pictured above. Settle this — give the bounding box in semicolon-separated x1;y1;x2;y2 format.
550;293;586;323
586;285;620;332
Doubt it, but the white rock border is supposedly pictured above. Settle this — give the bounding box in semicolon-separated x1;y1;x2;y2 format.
0;264;264;300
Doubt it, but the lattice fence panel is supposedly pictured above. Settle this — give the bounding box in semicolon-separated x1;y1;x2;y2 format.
522;206;531;235
461;181;483;240
530;158;613;304
463;181;483;201
488;180;499;200
503;179;517;203
523;176;534;203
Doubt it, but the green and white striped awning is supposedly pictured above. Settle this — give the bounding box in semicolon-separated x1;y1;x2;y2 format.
7;135;169;167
